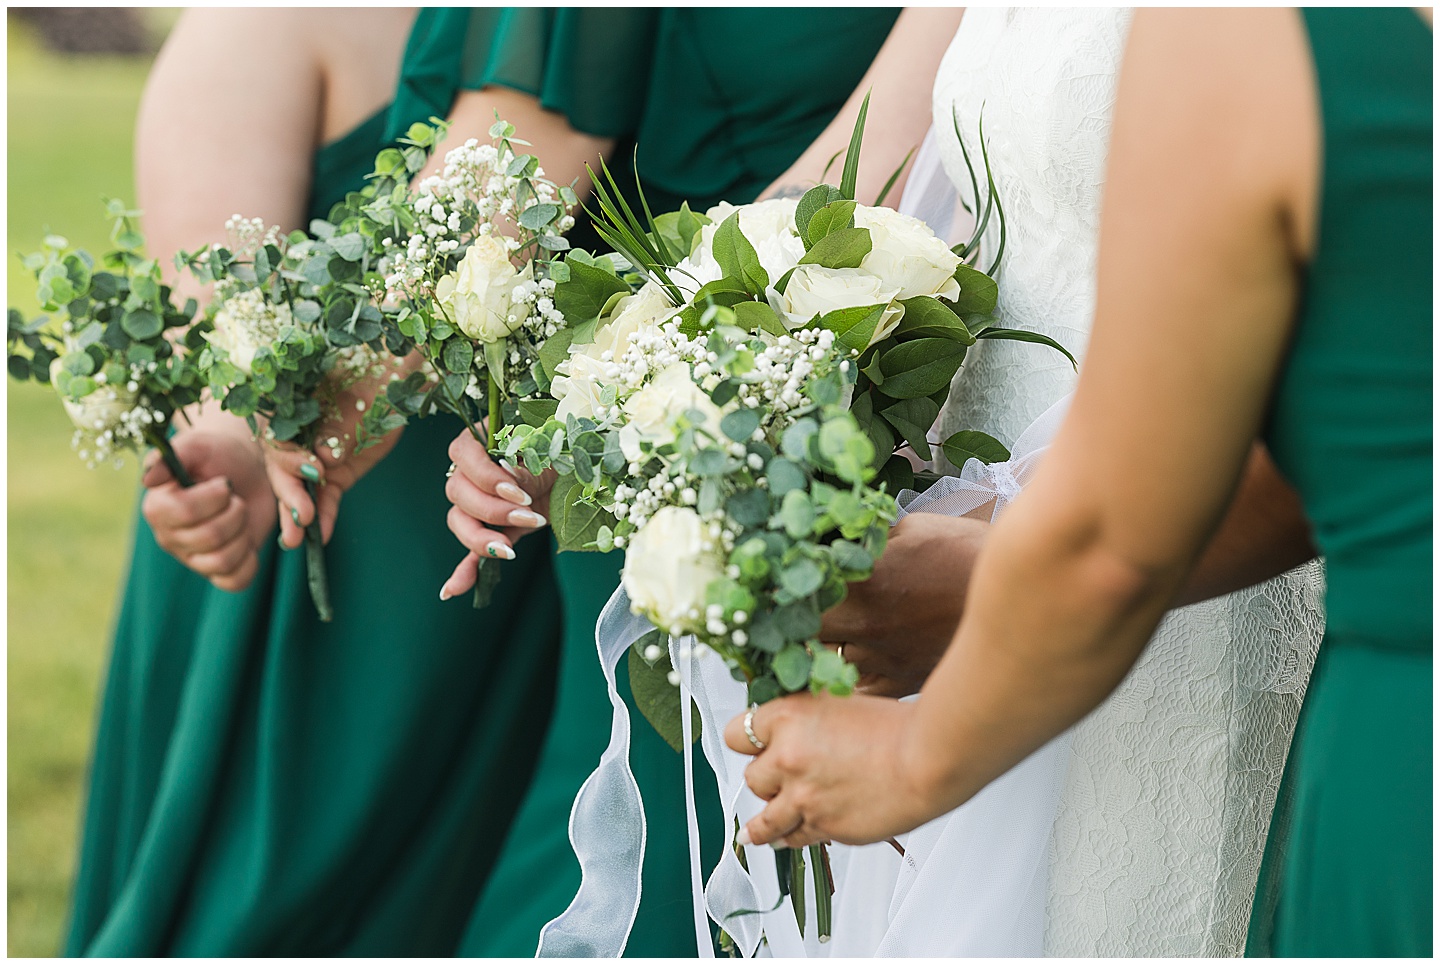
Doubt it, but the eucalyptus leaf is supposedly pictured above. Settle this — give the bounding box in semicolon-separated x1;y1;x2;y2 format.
772;644;813;692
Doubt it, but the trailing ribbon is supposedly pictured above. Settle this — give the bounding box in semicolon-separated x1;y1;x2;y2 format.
545;396;1078;957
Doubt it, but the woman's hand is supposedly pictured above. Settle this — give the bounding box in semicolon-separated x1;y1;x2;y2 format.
439;426;556;599
141;428;275;591
723;693;939;848
822;513;989;697
266;381;407;550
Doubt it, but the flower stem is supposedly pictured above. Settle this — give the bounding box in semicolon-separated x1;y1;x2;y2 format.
471;552;502;610
810;843;833;943
303;478;334;623
146;429;195;488
488;373;502;440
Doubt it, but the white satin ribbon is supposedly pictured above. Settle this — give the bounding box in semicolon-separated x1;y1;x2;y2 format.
534;591;652;957
546;395;1078;957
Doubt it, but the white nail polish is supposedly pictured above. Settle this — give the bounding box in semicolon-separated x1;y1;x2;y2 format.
487;542;517;561
496;481;532;507
508;508;547;528
737;828;753;847
439;587;452;601
497;458;520;480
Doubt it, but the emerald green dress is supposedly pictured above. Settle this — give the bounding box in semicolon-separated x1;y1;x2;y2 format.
452;8;900;956
1247;9;1431;957
63;20;569;957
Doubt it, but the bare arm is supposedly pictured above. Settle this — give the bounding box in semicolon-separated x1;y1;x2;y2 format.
729;7;1320;847
906;6;1317;812
759;8;963;205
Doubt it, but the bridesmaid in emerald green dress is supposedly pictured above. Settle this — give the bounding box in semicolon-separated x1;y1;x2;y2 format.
65;11;577;955
713;7;1429;960
1246;8;1431;956
433;8;902;955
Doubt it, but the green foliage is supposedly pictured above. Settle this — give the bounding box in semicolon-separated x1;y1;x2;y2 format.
628;645;702;753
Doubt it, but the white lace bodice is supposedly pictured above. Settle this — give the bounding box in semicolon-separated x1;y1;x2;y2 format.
929;8;1324;956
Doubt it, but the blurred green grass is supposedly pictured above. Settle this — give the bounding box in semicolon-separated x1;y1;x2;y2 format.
7;15;170;955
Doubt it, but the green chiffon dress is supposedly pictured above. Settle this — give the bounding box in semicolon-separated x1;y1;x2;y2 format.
452;8;900;956
63;19;569;957
1246;9;1431;957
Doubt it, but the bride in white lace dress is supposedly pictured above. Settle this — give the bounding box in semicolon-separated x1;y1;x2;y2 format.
743;8;1325;956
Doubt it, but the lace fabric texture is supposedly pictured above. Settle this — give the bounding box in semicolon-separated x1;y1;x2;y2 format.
928;8;1325;956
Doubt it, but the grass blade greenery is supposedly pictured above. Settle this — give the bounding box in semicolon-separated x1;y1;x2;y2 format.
874;145;916;208
839;90;872;201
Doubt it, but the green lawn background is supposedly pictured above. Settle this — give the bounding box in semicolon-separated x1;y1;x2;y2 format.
8;13;177;955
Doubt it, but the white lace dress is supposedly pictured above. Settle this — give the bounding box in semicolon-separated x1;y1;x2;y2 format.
923;8;1325;956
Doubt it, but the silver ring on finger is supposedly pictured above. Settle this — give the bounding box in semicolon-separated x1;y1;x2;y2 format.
744;705;766;751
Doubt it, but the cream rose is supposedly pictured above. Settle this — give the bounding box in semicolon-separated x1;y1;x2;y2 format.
50;357;137;433
576;283;676;364
622;362;726;446
767;265;903;347
622;506;725;634
435;235;530;342
552;353;614;422
206;288;292;375
855;206;962;301
693;198;805;284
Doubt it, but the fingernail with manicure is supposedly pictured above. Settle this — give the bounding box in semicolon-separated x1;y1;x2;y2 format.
487;542;516;561
439;586;452;601
498;458;519;480
496;482;532;506
277;533;290;551
737;828;753;847
290;506;301;525
299;463;321;482
508;508;547;528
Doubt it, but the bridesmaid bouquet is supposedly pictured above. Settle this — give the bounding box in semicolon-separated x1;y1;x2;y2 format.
352;118;579;603
178;214;400;622
7;201;206;485
501;96;1071;942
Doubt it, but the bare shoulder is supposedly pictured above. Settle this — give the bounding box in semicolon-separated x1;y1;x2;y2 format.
1119;9;1319;259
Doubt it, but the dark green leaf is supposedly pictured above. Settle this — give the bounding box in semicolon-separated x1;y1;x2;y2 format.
726;488;771;528
977;327;1078;369
949;264;999;315
443;339;474;374
893;296;975;344
795;184;842;245
712;211;769;295
550;472;611;551
877;338;967;399
518;398;559;427
553;258;631;324
797;227;872;270
731;300;787;337
874;453;916;494
817;303;887;354
940;429;1011;470
628;646;701;753
880;397;940;461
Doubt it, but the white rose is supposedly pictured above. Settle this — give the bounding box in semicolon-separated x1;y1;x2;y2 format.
693;198;805;284
767;265;903;347
435;235;530;342
50;358;137;433
622;506;725;634
552;353;613;422
622;362;726;446
576;283;676;364
855;206;962;301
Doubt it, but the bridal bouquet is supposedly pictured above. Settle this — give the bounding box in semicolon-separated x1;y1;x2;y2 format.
349;118;579;603
178;212;400;622
503;96;1071;944
7;201;206;485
